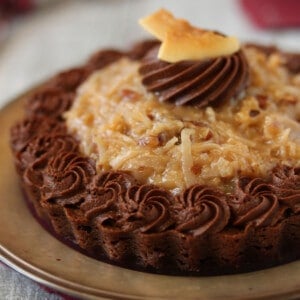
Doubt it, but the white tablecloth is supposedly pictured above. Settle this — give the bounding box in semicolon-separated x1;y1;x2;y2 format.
0;0;299;299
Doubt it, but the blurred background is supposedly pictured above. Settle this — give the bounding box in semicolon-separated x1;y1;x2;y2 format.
0;0;299;299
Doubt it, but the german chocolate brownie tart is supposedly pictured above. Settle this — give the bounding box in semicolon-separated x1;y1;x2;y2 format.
10;10;300;275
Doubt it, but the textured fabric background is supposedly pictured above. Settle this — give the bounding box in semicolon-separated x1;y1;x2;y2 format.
0;0;299;299
0;263;61;299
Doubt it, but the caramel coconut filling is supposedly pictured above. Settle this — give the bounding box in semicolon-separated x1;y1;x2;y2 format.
64;47;300;193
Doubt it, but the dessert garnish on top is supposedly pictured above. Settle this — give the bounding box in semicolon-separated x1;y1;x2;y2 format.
139;9;249;108
139;8;240;62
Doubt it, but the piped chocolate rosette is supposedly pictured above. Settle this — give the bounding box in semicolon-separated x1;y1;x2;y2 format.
139;9;249;107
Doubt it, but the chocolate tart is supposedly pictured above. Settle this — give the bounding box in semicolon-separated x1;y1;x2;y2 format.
10;39;300;276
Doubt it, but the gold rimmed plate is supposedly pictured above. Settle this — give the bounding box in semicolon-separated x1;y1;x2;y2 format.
0;91;300;300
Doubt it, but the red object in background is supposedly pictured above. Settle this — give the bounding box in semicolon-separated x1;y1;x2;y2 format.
240;0;300;28
0;0;34;16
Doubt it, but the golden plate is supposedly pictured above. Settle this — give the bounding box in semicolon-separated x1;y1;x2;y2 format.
0;92;300;300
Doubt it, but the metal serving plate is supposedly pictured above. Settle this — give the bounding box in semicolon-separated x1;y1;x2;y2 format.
0;92;299;300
